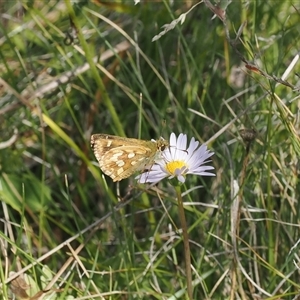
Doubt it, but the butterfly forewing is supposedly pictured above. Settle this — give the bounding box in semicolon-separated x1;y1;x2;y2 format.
91;134;168;182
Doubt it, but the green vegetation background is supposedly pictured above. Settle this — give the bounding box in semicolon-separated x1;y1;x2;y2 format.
1;0;300;299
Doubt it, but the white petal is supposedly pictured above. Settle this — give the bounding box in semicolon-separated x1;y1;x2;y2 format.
170;132;177;147
177;133;187;151
178;175;186;183
186;137;199;155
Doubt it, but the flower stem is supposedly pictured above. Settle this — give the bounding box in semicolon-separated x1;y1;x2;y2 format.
175;185;193;299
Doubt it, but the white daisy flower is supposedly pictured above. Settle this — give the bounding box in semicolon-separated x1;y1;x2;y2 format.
137;133;215;184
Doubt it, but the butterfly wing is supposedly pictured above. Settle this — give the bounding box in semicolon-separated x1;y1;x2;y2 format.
100;145;156;181
91;134;157;181
91;134;167;182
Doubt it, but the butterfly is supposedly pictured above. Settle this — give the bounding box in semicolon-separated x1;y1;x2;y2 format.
91;134;169;181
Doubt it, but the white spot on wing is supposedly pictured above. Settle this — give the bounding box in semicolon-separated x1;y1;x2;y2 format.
116;160;125;167
128;153;135;158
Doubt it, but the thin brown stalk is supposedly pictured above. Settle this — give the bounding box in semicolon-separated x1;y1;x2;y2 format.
175;185;193;299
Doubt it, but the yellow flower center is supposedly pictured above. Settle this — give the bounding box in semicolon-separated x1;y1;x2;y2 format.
165;160;188;175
